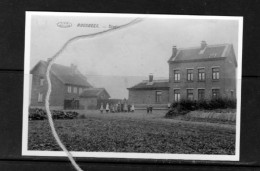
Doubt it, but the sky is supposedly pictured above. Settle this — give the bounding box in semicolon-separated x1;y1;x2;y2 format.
28;13;240;99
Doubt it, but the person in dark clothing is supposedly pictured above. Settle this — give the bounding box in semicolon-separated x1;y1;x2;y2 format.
106;103;109;113
127;104;131;112
123;103;127;112
121;103;124;112
117;103;121;112
149;105;153;113
146;105;150;114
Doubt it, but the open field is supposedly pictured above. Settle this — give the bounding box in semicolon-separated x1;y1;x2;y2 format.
28;110;236;154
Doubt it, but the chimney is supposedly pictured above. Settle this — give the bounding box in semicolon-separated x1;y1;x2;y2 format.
47;58;52;63
201;40;207;50
149;73;153;82
70;63;77;75
172;46;177;57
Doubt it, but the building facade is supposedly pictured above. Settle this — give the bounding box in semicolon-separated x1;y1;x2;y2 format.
128;41;237;105
168;41;237;102
128;75;169;107
30;60;110;110
80;88;110;109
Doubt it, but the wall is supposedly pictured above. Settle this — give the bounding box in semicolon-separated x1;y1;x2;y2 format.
79;90;110;110
49;73;65;107
30;64;65;109
64;85;86;100
168;58;228;102
128;89;169;105
223;49;237;99
80;98;97;110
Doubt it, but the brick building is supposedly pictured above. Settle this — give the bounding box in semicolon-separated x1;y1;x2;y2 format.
127;74;169;107
80;88;110;109
168;41;237;102
128;41;237;105
30;60;110;110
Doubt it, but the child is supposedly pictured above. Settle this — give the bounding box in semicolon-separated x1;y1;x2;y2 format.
106;103;109;113
115;103;118;113
111;104;115;113
117;103;121;112
127;104;131;112
131;104;135;112
123;103;127;112
149;105;153;113
100;103;104;113
168;103;171;110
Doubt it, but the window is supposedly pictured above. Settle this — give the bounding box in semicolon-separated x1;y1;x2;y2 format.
212;67;220;80
73;87;78;93
174;70;180;82
40;78;44;86
67;86;71;93
38;93;43;102
187;69;193;81
198;89;205;100
187;89;194;100
156;91;162;103
198;68;205;81
212;89;220;99
174;89;180;102
79;87;83;94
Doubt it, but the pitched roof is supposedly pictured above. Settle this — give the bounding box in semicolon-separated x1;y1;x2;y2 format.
31;60;92;87
128;80;169;90
168;43;236;65
80;88;110;98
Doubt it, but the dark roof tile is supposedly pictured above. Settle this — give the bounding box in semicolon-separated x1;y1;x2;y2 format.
33;61;92;87
128;80;169;90
169;44;231;62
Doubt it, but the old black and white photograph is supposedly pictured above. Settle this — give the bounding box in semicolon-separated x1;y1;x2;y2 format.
22;12;243;161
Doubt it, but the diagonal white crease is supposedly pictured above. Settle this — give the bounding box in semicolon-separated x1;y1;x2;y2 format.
45;18;143;171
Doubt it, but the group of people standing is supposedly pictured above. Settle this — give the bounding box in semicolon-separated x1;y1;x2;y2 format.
100;102;135;113
146;104;153;114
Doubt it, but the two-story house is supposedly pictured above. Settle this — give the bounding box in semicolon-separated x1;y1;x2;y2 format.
127;41;237;106
30;60;93;110
168;41;237;102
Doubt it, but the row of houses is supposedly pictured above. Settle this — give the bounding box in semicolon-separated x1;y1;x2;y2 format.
127;41;237;105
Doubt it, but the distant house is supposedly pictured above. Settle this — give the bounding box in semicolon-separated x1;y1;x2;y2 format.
128;74;169;105
30;60;110;110
80;88;110;109
168;41;237;102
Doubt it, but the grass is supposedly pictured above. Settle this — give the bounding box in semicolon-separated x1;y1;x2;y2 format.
172;109;236;125
28;110;235;155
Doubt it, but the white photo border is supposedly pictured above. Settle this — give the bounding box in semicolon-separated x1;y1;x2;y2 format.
22;11;243;161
